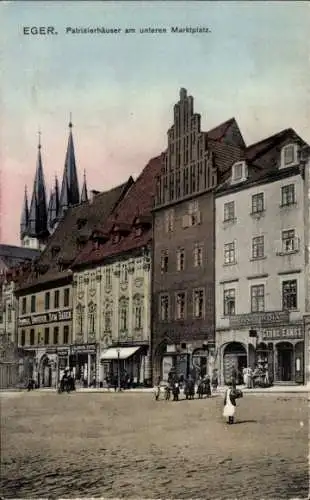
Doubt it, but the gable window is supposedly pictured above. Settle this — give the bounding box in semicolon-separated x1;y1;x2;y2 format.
224;289;236;316
282;280;297;310
176;248;185;271
231;161;247;183
281;144;297;167
30;328;35;345
224;201;235;222
281;184;295;206
282;229;298;253
31;295;36;313
159;294;169;321
252;236;265;259
193;289;205;318
252;193;264;214
44;327;49;345
45;292;50;311
160;250;169;273
22;297;27;315
194;244;203;268
224;242;236;265
54;290;60;309
165;209;174;233
63;288;70;308
176;292;186;320
251;285;265;313
53;326;59;345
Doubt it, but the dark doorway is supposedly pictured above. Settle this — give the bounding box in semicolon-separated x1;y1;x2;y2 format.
277;342;293;382
223;342;247;385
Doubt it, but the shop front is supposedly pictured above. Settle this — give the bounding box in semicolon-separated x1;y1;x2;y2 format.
70;343;97;387
159;342;215;383
217;311;305;385
100;344;150;387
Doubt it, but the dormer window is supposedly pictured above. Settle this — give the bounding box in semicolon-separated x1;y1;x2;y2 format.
112;233;121;244
281;144;298;168
51;245;60;258
77;218;87;230
231;161;248;184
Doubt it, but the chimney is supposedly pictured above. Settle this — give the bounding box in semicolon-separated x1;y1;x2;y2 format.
90;190;100;203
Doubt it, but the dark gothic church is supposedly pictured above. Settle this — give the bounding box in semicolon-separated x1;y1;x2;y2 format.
20;120;88;250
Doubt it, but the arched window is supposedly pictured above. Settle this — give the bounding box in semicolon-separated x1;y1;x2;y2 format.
133;294;144;330
119;297;128;332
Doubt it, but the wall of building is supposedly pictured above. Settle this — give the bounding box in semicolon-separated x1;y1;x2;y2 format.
72;250;152;385
215;172;306;384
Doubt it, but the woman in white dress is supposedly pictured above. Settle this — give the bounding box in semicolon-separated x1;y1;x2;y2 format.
223;383;243;424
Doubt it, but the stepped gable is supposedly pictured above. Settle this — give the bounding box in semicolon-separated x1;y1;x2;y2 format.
73;154;163;267
17;179;133;289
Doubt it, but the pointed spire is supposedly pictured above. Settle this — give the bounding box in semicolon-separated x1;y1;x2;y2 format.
28;132;48;239
80;169;88;203
20;185;29;239
47;176;60;232
58;116;80;218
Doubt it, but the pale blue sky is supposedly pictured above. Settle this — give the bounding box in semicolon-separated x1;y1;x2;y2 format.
1;1;309;244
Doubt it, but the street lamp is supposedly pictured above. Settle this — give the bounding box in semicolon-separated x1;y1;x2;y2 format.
117;346;121;391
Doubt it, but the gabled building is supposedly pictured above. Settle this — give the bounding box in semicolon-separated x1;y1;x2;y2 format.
71;156;162;387
215;128;309;385
15;179;132;388
152;88;244;383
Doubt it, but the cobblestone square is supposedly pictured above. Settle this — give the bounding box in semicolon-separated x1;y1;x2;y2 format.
1;391;308;499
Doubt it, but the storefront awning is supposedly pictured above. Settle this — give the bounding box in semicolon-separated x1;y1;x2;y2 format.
100;346;141;360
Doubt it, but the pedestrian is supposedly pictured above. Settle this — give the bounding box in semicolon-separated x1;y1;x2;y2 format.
231;366;238;386
154;376;161;401
205;375;211;398
211;369;218;394
223;382;243;424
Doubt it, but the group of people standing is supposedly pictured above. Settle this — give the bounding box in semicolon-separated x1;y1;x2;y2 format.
155;369;219;401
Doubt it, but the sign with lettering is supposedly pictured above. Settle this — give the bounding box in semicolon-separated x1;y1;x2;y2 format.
229;311;289;329
71;343;97;353
18;309;72;327
262;325;303;341
46;347;68;355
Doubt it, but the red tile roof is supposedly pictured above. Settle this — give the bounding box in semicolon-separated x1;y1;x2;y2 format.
72;155;163;267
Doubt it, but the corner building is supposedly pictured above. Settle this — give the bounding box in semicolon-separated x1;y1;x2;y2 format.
152;88;244;382
215;129;309;385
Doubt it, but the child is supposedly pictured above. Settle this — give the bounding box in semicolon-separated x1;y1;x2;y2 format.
223;383;243;424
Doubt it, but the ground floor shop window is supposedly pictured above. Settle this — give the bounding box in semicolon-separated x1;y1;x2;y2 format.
223;342;247;385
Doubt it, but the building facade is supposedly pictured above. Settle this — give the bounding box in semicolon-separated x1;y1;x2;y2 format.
72;156;162;387
17;276;73;387
215;129;309;385
152;88;244;383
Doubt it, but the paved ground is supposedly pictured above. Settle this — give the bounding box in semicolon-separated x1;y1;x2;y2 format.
1;391;308;499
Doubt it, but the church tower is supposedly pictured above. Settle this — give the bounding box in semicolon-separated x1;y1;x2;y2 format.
20;133;49;249
58;118;80;220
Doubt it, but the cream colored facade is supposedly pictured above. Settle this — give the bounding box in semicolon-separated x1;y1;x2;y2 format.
216;167;307;385
0;279;18;342
17;283;73;386
72;250;152;386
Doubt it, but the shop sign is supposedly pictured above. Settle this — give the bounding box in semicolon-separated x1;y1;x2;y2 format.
71;343;97;353
18;309;72;327
229;311;289;329
46;347;69;355
192;349;208;357
262;325;303;341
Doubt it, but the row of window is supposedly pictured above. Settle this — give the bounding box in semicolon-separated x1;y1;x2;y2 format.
19;325;70;346
158;278;298;321
21;288;70;315
223;184;296;222
164;200;201;233
75;300;144;334
160;289;207;321
224;229;299;265
223;280;298;316
161;243;204;273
